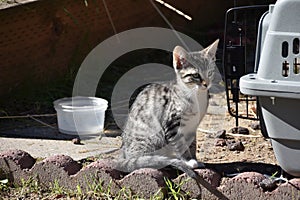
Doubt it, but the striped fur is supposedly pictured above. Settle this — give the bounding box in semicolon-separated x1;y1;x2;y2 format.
115;40;219;174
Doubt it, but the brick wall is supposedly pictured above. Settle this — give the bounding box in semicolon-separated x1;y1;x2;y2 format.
0;0;169;96
0;0;273;99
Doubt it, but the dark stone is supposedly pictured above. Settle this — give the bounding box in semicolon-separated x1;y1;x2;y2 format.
219;172;300;200
0;150;35;185
250;122;261;130
118;168;166;199
229;126;250;135
215;139;227;147
43;154;82;175
233;172;266;185
173;169;222;199
71;137;81;145
73;160;122;195
0;156;31;186
30;161;72;188
227;140;245;151
83;159;123;179
275;178;300;199
0;149;35;169
259;178;278;192
220;177;265;199
215;129;226;139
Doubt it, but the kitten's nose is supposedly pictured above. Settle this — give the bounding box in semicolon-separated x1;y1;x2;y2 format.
202;81;207;88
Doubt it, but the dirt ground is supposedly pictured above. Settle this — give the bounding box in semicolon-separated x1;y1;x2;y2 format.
197;115;277;165
196;93;277;167
0;93;288;199
104;92;278;170
0;0;278;170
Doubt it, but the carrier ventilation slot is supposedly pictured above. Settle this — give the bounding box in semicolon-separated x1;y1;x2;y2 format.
294;58;300;74
282;60;289;77
282;41;289;58
293;38;299;54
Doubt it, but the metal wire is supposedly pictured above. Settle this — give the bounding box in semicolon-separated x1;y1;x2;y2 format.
222;5;269;126
0;113;56;119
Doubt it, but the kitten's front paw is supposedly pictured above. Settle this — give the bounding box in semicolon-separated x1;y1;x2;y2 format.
186;159;205;169
186;159;198;168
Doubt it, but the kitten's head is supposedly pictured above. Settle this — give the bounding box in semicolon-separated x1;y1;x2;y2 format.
173;39;221;92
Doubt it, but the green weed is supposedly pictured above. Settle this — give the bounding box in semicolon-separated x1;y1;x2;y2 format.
164;177;190;200
0;179;9;192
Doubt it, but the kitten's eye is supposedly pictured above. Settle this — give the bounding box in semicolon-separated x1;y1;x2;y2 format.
191;73;201;79
207;70;213;77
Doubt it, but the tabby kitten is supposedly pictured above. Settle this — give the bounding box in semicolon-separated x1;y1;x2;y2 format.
115;40;219;176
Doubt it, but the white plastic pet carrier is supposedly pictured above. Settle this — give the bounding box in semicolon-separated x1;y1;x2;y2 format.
240;0;300;177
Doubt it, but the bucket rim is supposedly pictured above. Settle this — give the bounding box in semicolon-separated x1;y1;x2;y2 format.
54;96;108;110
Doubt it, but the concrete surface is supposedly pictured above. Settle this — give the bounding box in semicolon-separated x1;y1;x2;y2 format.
0;127;122;160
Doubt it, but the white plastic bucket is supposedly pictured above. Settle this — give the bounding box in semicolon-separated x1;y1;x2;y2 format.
54;96;108;136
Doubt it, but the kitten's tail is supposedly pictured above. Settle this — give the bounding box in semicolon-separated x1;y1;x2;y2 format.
114;155;194;176
113;155;228;200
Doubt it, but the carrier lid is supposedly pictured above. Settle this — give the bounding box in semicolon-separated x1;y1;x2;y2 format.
240;73;300;99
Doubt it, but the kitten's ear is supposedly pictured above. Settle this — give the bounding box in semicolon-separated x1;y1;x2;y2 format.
173;46;188;70
202;39;219;61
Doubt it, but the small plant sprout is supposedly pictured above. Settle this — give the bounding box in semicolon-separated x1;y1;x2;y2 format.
164;177;190;200
76;184;83;196
50;179;65;196
0;179;9;191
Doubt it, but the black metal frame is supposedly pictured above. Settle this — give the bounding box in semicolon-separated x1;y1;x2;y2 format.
222;5;269;126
